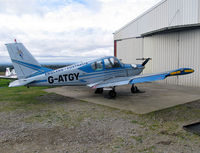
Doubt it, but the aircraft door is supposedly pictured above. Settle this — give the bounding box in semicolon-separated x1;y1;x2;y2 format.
90;60;104;82
103;57;126;79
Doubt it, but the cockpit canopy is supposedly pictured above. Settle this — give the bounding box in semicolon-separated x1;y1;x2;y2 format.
91;57;121;71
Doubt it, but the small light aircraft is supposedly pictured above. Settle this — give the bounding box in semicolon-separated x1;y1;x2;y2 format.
5;42;194;98
0;67;17;79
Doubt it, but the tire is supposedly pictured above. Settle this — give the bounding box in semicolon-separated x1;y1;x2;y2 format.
131;86;139;93
95;88;103;94
109;90;116;98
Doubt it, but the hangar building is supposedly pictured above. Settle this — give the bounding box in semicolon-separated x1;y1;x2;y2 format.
114;0;200;87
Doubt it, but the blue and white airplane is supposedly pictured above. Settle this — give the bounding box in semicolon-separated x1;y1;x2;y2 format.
5;42;194;98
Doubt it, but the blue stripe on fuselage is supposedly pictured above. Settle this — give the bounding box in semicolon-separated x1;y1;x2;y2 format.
31;80;47;84
12;59;52;72
12;59;53;78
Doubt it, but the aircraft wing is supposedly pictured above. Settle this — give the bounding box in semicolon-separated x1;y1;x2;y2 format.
88;68;194;89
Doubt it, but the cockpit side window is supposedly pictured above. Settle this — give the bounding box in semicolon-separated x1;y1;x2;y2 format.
110;57;121;68
91;60;103;71
104;58;112;69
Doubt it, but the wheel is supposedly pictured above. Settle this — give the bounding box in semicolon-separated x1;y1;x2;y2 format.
108;90;117;98
131;85;140;93
95;88;103;94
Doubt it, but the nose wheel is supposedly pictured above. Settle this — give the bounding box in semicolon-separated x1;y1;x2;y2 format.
131;84;140;93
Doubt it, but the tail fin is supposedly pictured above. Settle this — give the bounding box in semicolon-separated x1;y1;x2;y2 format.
5;43;52;79
5;68;11;76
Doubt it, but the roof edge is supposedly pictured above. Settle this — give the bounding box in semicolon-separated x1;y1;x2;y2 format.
113;0;167;35
141;23;200;37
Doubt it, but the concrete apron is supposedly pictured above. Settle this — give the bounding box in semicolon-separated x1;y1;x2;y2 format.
44;83;200;114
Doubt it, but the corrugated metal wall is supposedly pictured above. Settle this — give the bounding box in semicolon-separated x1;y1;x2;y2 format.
116;38;143;64
116;29;200;87
114;0;199;40
143;33;179;85
178;30;200;87
199;0;200;22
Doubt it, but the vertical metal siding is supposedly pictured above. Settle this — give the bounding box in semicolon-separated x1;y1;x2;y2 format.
199;0;200;22
178;29;200;87
116;38;143;64
143;36;154;74
142;33;179;85
150;33;179;85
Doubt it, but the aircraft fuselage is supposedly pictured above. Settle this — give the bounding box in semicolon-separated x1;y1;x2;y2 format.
29;56;144;87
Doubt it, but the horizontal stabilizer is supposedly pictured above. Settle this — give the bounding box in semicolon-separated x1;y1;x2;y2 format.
0;76;17;79
9;79;35;87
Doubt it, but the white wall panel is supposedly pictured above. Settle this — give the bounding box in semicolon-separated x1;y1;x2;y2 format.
178;29;200;87
143;37;154;74
116;38;143;64
143;33;179;85
199;0;200;22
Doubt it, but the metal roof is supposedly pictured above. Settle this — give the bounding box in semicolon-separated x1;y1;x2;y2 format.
114;0;166;35
114;0;200;40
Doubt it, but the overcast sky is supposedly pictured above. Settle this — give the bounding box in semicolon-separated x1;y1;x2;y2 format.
0;0;161;64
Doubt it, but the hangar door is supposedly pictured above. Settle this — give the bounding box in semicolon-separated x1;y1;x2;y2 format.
143;33;179;85
116;38;143;64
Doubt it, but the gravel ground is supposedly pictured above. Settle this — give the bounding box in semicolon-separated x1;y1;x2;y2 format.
0;93;200;153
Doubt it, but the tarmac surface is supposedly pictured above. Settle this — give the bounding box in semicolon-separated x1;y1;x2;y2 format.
45;83;200;114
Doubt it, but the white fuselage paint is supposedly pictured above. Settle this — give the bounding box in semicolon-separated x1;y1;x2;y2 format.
29;59;144;87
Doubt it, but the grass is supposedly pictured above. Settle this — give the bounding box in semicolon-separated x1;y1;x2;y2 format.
0;82;107;128
0;79;48;112
0;79;11;87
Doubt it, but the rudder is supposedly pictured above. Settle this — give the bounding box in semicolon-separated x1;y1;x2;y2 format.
5;43;51;79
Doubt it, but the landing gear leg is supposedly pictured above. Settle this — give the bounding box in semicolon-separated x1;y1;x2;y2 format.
131;84;140;93
108;87;117;98
95;88;103;94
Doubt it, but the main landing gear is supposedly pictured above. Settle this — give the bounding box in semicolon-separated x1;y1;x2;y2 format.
95;88;103;94
108;88;116;98
95;87;117;98
94;85;141;98
131;84;140;93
